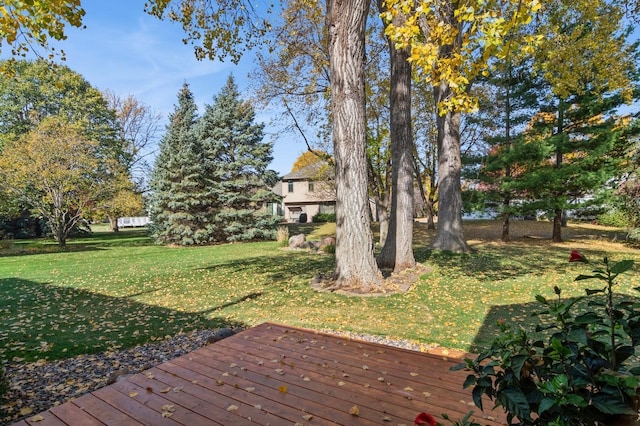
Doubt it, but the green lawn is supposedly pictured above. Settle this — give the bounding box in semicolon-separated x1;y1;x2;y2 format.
1;220;638;363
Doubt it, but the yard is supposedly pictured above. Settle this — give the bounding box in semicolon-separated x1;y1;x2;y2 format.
1;220;638;365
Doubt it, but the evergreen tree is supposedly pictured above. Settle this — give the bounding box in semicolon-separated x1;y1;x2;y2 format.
149;83;210;245
196;75;279;242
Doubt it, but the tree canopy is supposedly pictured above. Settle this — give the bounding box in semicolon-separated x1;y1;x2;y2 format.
0;0;85;62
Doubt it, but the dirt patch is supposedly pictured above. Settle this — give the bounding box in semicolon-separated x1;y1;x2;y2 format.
311;263;431;296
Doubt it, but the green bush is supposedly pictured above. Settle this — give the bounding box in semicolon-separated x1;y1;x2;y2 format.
312;213;336;223
597;208;631;228
454;252;640;425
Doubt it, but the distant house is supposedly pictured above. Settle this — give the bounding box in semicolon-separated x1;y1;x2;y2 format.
274;163;336;222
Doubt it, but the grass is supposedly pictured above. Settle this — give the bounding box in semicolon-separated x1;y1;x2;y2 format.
1;220;638;364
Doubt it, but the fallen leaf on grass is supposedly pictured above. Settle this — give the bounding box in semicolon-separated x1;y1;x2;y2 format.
20;407;33;416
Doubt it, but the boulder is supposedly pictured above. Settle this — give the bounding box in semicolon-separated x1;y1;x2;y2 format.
288;233;306;248
321;236;336;246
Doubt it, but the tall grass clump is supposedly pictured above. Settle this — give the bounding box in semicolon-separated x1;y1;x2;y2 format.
276;225;289;247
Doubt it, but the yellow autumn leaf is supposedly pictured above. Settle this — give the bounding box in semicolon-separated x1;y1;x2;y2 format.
349;405;360;416
30;415;45;422
129;391;138;397
161;404;175;412
278;385;288;394
20;407;33;416
227;404;239;412
160;386;171;393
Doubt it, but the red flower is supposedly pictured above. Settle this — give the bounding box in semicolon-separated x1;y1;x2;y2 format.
569;250;587;263
415;412;437;426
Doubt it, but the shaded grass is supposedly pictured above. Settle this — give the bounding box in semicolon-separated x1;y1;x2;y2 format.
0;221;638;363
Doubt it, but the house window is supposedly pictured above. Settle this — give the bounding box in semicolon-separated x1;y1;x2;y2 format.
288;181;294;193
308;181;314;192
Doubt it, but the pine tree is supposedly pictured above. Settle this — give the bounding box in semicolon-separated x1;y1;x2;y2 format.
196;75;279;242
149;83;209;245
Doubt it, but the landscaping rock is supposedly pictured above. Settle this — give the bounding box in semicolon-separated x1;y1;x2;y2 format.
288;233;306;248
321;236;336;246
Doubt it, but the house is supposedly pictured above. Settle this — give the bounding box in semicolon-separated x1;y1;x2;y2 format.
274;162;336;222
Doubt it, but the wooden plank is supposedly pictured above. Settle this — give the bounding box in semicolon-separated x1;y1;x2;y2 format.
91;385;179;426
48;402;105;425
71;393;144;426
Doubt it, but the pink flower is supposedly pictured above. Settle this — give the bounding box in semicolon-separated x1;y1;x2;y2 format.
414;412;437;426
569;250;587;263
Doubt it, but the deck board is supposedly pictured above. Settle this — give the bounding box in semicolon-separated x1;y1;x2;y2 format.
13;322;506;425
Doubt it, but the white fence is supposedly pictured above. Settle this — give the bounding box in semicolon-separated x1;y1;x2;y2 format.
117;217;151;228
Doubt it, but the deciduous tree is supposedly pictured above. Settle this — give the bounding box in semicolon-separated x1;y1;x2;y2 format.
0;117;101;247
383;0;542;252
0;0;85;62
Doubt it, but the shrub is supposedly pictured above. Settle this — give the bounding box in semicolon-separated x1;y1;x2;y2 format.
322;243;335;254
276;226;289;247
312;213;336;223
597;208;631;228
454;251;640;425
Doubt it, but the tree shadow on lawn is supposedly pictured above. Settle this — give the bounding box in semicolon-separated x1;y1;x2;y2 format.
198;250;335;283
414;244;582;283
0;277;245;363
469;293;640;353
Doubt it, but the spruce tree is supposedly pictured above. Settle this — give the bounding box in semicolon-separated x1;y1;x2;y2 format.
149;83;210;245
196;75;279;242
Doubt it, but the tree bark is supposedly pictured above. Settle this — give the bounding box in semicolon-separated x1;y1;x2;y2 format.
431;83;470;252
552;98;565;243
376;194;390;247
327;0;383;291
377;31;416;272
553;208;563;242
108;216;120;232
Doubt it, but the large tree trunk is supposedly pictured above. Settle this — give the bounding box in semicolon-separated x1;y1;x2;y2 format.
431;84;470;252
552;208;563;242
108;216;120;232
327;0;383;291
376;193;390;247
377;32;416;272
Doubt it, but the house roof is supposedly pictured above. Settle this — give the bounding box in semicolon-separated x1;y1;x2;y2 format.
281;161;332;180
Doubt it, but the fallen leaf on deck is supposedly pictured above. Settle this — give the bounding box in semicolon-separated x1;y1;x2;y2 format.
303;376;311;382
172;387;183;393
349;405;360;416
404;386;414;391
275;368;285;375
30;415;45;422
410;372;419;377
245;387;255;392
159;387;171;393
338;381;345;386
227;405;239;412
162;412;173;418
303;414;313;420
129;391;138;397
162;404;175;412
278;385;288;394
362;365;369;370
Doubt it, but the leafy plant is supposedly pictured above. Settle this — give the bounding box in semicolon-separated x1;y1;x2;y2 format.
312;212;336;223
453;251;640;425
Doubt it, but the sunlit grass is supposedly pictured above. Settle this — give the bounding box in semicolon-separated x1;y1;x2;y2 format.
1;220;638;363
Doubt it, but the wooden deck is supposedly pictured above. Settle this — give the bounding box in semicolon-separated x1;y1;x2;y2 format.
13;322;507;425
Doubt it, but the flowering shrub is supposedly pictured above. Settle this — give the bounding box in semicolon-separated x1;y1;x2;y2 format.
453;251;640;425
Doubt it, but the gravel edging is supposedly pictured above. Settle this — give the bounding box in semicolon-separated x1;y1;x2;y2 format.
1;327;432;424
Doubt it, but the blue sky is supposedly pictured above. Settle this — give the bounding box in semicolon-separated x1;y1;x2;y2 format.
46;0;303;176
